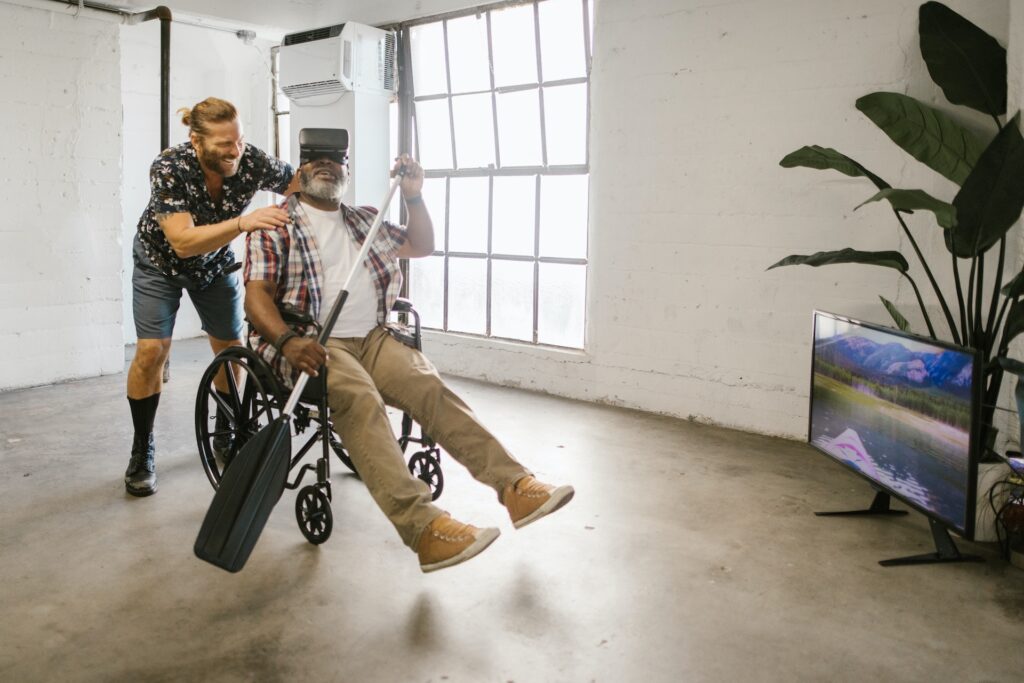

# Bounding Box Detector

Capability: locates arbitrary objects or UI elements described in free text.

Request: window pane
[543,84,587,165]
[415,99,453,170]
[446,15,491,93]
[449,177,489,253]
[451,94,495,169]
[491,260,534,341]
[448,257,487,334]
[401,8,589,349]
[539,0,586,81]
[409,255,445,329]
[496,89,542,167]
[410,23,448,96]
[491,4,538,87]
[539,174,588,258]
[492,176,535,256]
[538,263,585,348]
[388,101,400,221]
[588,0,594,52]
[421,177,447,234]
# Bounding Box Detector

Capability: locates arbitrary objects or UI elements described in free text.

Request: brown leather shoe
[417,514,500,573]
[503,476,574,529]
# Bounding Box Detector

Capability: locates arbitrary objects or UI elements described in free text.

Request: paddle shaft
[281,174,404,416]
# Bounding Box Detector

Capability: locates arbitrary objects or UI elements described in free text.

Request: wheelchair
[194,298,444,546]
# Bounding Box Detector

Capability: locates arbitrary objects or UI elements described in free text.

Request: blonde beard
[196,142,240,178]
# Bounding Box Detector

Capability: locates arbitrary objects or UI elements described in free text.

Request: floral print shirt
[135,142,292,289]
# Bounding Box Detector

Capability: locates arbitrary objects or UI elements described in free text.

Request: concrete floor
[1,339,1022,682]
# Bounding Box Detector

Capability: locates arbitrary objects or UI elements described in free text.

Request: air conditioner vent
[283,24,345,46]
[382,32,396,91]
[281,80,347,99]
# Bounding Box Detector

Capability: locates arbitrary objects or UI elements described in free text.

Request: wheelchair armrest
[388,298,422,351]
[278,302,315,327]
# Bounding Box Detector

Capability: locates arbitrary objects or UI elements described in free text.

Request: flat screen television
[808,311,981,542]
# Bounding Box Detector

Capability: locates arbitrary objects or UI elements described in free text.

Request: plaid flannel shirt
[244,194,407,388]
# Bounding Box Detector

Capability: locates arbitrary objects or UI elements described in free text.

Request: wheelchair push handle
[282,172,405,417]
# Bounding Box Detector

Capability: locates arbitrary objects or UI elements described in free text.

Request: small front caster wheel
[408,449,444,501]
[295,485,333,545]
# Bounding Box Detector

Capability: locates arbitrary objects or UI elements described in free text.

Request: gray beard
[300,173,347,203]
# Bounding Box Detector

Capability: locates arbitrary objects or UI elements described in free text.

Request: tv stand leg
[879,518,985,567]
[815,490,909,517]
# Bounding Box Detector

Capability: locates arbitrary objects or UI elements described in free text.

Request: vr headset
[298,128,349,165]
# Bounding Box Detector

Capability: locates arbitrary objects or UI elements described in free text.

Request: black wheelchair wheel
[408,449,444,501]
[328,430,358,475]
[195,347,281,490]
[295,485,333,545]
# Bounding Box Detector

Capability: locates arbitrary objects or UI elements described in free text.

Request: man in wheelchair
[242,129,574,573]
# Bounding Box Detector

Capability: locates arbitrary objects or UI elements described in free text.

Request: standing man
[125,97,296,497]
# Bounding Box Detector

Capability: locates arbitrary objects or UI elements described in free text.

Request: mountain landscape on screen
[815,335,973,398]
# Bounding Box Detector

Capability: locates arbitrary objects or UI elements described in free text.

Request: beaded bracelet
[274,330,298,351]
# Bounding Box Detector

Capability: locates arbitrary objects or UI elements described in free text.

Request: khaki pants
[325,326,530,549]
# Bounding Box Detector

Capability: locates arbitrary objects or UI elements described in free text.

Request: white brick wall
[119,20,279,344]
[0,3,123,391]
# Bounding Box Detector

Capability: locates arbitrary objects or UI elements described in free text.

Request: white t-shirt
[298,202,380,338]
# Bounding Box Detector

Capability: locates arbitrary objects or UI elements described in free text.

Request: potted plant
[771,1,1024,456]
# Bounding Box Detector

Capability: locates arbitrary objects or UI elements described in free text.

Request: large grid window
[401,0,593,349]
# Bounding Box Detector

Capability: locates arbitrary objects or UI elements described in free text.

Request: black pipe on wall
[158,7,170,151]
[51,2,172,152]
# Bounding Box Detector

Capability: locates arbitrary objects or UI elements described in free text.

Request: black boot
[125,432,157,497]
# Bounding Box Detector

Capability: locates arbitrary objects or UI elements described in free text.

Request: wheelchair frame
[194,298,444,545]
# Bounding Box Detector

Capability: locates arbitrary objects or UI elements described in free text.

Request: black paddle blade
[194,416,292,572]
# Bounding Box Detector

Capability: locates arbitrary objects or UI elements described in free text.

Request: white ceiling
[109,0,485,33]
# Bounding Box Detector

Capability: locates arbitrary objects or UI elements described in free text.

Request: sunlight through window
[404,0,592,349]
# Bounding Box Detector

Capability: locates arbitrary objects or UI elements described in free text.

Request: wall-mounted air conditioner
[280,22,396,101]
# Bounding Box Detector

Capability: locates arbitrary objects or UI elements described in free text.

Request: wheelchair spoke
[240,379,257,423]
[250,397,274,424]
[208,388,236,423]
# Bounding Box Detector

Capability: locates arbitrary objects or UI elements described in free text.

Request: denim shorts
[131,235,243,341]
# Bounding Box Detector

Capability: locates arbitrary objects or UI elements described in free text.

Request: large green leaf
[1002,300,1024,347]
[998,356,1024,377]
[919,1,1007,118]
[950,113,1024,257]
[1001,268,1024,298]
[997,357,1024,451]
[779,146,890,190]
[856,92,984,186]
[854,188,957,228]
[880,296,911,332]
[767,249,909,273]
